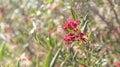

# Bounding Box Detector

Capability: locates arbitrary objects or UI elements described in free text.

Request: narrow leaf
[50,48,61,67]
[16,61,20,67]
[71,8,78,20]
[33,31,39,41]
[80,19,85,28]
[43,36,52,49]
[80,14,88,28]
[81,20,89,32]
[44,50,52,67]
[48,34,53,47]
[84,13,88,21]
[0,41,6,61]
[87,32,93,41]
[72,51,78,61]
[101,35,106,43]
[36,55,40,67]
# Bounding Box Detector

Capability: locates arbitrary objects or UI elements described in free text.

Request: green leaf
[30,9,38,15]
[50,48,61,67]
[101,35,106,43]
[81,20,89,32]
[71,8,78,20]
[0,41,6,61]
[80,19,85,28]
[81,14,89,32]
[33,31,39,42]
[0,50,2,61]
[38,40,46,48]
[72,51,78,67]
[44,50,52,67]
[43,34,54,49]
[33,32,46,48]
[67,28,73,33]
[72,51,78,61]
[36,55,40,67]
[43,36,52,49]
[80,14,88,28]
[77,58,85,65]
[69,46,74,55]
[48,34,54,47]
[16,61,20,67]
[84,13,88,21]
[87,32,93,41]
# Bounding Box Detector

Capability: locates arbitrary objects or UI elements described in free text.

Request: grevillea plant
[63,20,87,44]
[59,2,104,66]
[42,1,104,67]
[59,12,104,67]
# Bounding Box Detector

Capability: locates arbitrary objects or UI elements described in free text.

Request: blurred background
[0,0,120,67]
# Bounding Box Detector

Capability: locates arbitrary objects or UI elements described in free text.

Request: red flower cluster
[63,20,87,44]
[63,20,79,31]
[64,34,75,44]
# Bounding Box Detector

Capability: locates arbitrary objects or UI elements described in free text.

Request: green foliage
[87,32,93,41]
[0,41,6,61]
[80,14,89,32]
[71,8,78,20]
[50,48,61,67]
[36,55,40,67]
[16,61,20,67]
[44,50,52,67]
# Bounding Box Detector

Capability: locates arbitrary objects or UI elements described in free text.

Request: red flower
[64,34,75,44]
[73,28,78,32]
[63,20,87,44]
[78,32,86,37]
[63,20,79,31]
[80,37,86,42]
[73,20,79,27]
[63,26,67,30]
[75,32,87,42]
[64,32,87,44]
